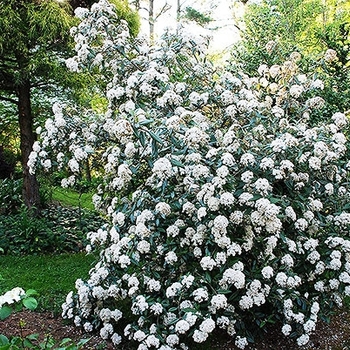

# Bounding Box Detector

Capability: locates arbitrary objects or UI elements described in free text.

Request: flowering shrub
[30,1,350,349]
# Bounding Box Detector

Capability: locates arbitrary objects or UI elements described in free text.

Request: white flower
[192,288,209,302]
[253,178,272,195]
[324,49,338,62]
[239,295,253,310]
[137,240,151,254]
[0,287,25,308]
[304,320,316,333]
[261,266,274,279]
[83,322,93,332]
[175,320,190,334]
[150,303,163,315]
[240,153,255,166]
[197,207,207,220]
[220,192,235,206]
[166,334,179,346]
[309,78,324,90]
[295,218,308,231]
[111,333,122,345]
[297,334,310,346]
[230,211,244,225]
[281,254,294,268]
[165,251,178,265]
[118,254,131,268]
[222,268,245,289]
[134,330,147,342]
[68,158,79,173]
[211,294,228,312]
[153,157,173,178]
[332,112,347,127]
[241,170,254,183]
[329,258,342,270]
[314,281,325,292]
[181,275,194,288]
[145,334,160,348]
[155,202,171,216]
[200,256,217,271]
[281,324,292,336]
[289,84,304,98]
[308,156,322,170]
[285,206,296,221]
[166,282,182,298]
[147,279,161,292]
[235,336,248,349]
[193,330,208,343]
[307,251,321,264]
[199,318,215,333]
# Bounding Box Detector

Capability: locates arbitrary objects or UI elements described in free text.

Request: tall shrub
[31,1,350,349]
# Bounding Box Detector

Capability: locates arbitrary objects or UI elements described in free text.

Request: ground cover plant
[0,177,106,255]
[29,1,350,349]
[0,205,104,255]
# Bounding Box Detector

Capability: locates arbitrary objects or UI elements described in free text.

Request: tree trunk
[18,79,41,213]
[149,0,154,44]
[177,0,181,21]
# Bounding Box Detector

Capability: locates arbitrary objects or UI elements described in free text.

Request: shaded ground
[1,310,350,349]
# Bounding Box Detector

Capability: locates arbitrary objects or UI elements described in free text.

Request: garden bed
[1,309,350,349]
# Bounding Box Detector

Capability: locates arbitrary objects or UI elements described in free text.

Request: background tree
[0,0,73,212]
[230,0,350,119]
[0,0,139,213]
[231,0,324,73]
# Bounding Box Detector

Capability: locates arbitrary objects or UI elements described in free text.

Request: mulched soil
[1,309,350,349]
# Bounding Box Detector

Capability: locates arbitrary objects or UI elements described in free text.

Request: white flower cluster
[0,287,25,308]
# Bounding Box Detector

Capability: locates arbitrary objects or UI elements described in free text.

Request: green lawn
[0,253,96,313]
[51,187,95,211]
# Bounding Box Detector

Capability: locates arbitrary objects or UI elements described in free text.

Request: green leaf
[205,272,211,283]
[25,289,38,297]
[23,337,35,348]
[76,338,90,348]
[138,119,153,126]
[170,158,184,168]
[0,306,12,320]
[25,334,39,341]
[148,130,163,144]
[22,297,38,311]
[216,289,232,294]
[0,335,9,346]
[59,338,73,346]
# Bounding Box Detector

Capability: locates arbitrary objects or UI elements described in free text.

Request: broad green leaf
[77,338,90,348]
[0,335,9,346]
[25,289,38,297]
[22,297,38,311]
[0,306,12,321]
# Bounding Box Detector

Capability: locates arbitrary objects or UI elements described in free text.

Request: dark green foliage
[0,205,106,255]
[0,146,15,179]
[0,178,23,214]
[184,6,212,26]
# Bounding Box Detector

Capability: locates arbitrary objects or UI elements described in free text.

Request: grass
[0,252,96,314]
[51,187,95,211]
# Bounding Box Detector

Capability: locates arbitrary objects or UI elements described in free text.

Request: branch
[0,95,18,105]
[155,3,171,21]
